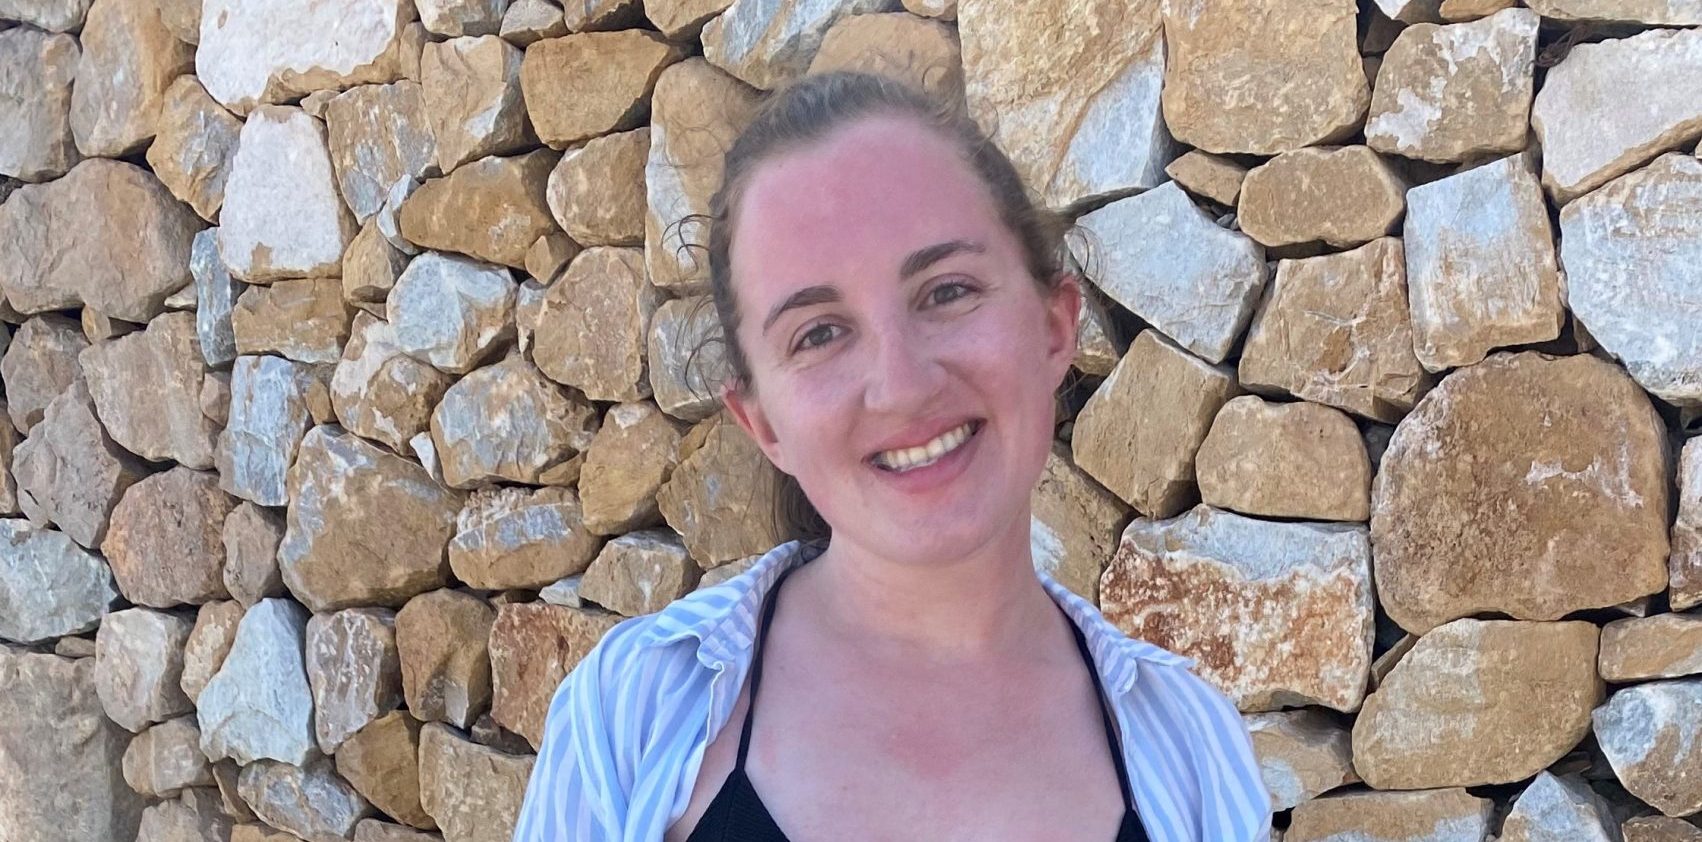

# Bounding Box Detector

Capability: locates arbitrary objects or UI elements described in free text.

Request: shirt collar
[634,539,1193,697]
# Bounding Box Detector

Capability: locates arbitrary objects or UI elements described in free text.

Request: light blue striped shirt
[513,539,1273,841]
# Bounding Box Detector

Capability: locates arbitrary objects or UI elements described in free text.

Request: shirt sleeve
[1174,668,1274,842]
[512,616,646,842]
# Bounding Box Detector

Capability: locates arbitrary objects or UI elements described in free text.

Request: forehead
[729,115,1011,288]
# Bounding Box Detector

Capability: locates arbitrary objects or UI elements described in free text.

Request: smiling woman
[510,71,1271,842]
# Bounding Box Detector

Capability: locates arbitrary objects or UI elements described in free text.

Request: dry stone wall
[0,0,1700,840]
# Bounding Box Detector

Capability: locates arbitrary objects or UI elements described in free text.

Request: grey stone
[306,607,403,754]
[94,607,195,733]
[0,519,119,644]
[197,597,316,765]
[216,355,321,506]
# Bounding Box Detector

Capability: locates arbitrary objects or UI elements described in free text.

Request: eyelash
[792,280,978,354]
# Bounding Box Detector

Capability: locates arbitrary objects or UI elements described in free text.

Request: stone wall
[0,0,1700,840]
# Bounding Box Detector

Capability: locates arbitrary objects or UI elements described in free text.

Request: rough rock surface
[280,425,463,612]
[1370,352,1670,634]
[94,607,195,733]
[1161,0,1369,155]
[1530,27,1702,203]
[808,11,963,105]
[12,379,147,549]
[416,0,506,36]
[1101,505,1374,712]
[82,311,221,469]
[430,354,597,488]
[333,312,457,453]
[1285,788,1493,842]
[1075,182,1266,364]
[0,519,119,643]
[1365,9,1539,163]
[1237,146,1406,249]
[657,415,786,565]
[1559,153,1702,408]
[1600,613,1702,682]
[238,757,374,841]
[421,36,532,174]
[1676,437,1702,612]
[1246,709,1358,811]
[222,502,286,607]
[390,252,517,375]
[523,246,658,401]
[216,355,321,506]
[488,602,620,746]
[578,401,682,535]
[336,711,435,831]
[1501,771,1621,842]
[646,294,729,421]
[196,0,418,113]
[521,31,681,148]
[68,0,196,158]
[1352,618,1602,789]
[1029,446,1129,604]
[0,28,80,182]
[546,128,648,246]
[578,529,696,617]
[399,150,559,268]
[135,790,235,842]
[397,589,494,729]
[192,229,244,368]
[307,607,403,754]
[449,485,602,590]
[1623,817,1702,842]
[147,76,243,221]
[1163,150,1246,206]
[1238,238,1430,423]
[179,600,243,703]
[102,467,237,608]
[959,0,1170,208]
[1,315,88,435]
[0,648,144,842]
[1196,396,1372,521]
[197,598,316,765]
[700,0,894,91]
[419,723,534,842]
[1070,331,1240,517]
[1592,678,1702,817]
[220,106,357,282]
[326,80,438,221]
[122,715,214,798]
[1526,0,1702,23]
[1403,153,1563,372]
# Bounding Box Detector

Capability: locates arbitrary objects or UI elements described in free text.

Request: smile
[870,419,983,473]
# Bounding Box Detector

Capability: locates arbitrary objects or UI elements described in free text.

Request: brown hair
[688,70,1079,544]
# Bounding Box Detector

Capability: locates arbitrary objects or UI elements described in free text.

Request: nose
[861,319,946,416]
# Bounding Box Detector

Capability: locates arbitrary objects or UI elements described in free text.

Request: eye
[927,280,976,307]
[793,323,841,353]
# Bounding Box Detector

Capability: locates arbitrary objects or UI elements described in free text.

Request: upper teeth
[874,422,975,472]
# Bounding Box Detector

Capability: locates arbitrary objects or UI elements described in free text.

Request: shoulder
[1122,657,1272,841]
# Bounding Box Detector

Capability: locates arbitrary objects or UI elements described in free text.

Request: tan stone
[122,716,214,798]
[418,723,534,842]
[136,788,235,842]
[449,485,602,589]
[221,502,285,607]
[68,0,195,157]
[280,426,464,612]
[196,0,417,114]
[488,602,620,747]
[0,648,145,842]
[389,251,518,374]
[546,128,648,246]
[808,12,963,105]
[337,711,436,831]
[326,80,438,221]
[1531,27,1702,203]
[1246,709,1358,811]
[1625,816,1702,842]
[232,278,355,365]
[430,354,597,488]
[522,31,681,149]
[902,0,953,16]
[644,59,760,293]
[559,0,642,29]
[0,28,80,182]
[81,313,220,470]
[523,233,579,284]
[960,0,1169,208]
[332,311,456,454]
[421,36,533,174]
[1102,505,1374,712]
[1196,396,1372,522]
[1072,285,1123,378]
[397,589,494,729]
[1238,238,1430,424]
[647,294,729,421]
[1029,446,1128,605]
[578,402,683,535]
[147,76,242,221]
[180,600,242,705]
[12,379,147,550]
[0,159,202,320]
[1286,788,1493,842]
[238,757,373,841]
[1239,146,1405,249]
[1593,678,1702,817]
[500,0,567,44]
[1164,150,1247,206]
[1527,0,1702,23]
[345,218,411,304]
[579,529,697,617]
[1070,331,1239,517]
[219,106,358,282]
[658,414,787,566]
[1560,154,1702,408]
[95,607,195,733]
[103,469,236,610]
[702,0,893,91]
[522,247,659,401]
[0,315,86,434]
[644,0,733,39]
[1353,618,1602,788]
[307,608,403,754]
[1366,9,1539,163]
[1676,437,1702,611]
[1600,613,1702,683]
[399,149,559,268]
[1371,352,1670,634]
[1404,153,1562,371]
[355,819,445,841]
[1161,0,1369,155]
[231,825,301,842]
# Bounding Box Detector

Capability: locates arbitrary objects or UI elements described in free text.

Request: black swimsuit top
[685,561,1153,842]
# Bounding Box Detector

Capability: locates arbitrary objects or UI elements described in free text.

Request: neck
[784,512,1065,666]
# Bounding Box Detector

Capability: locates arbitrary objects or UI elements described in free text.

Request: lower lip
[868,423,982,493]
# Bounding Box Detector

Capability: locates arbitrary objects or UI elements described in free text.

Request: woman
[513,71,1271,842]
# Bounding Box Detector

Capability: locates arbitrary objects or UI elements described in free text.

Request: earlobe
[720,382,790,474]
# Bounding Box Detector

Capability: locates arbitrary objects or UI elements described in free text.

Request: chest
[663,655,1135,842]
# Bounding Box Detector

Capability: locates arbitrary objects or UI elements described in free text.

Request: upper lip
[865,417,982,459]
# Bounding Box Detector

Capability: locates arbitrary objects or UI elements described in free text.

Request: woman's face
[721,114,1081,567]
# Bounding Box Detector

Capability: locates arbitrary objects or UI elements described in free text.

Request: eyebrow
[760,239,986,335]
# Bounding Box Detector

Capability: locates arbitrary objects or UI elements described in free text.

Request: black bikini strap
[1059,603,1137,812]
[735,561,799,770]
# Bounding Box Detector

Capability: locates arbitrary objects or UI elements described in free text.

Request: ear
[720,380,791,475]
[1043,271,1083,381]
